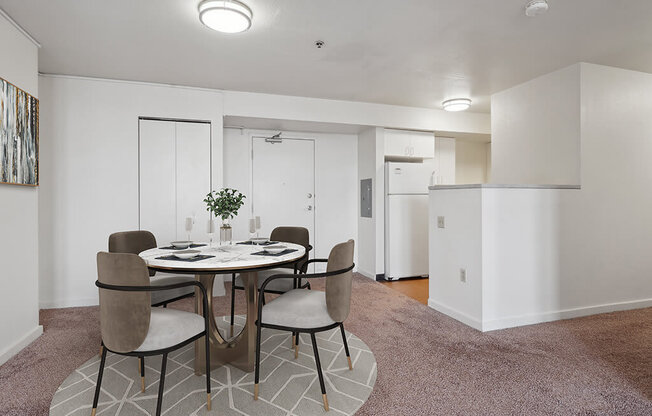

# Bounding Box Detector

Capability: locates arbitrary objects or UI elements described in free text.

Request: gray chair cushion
[150,274,195,305]
[135,307,204,352]
[234,269,303,292]
[261,289,335,329]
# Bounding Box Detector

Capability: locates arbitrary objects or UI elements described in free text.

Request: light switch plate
[437,216,445,228]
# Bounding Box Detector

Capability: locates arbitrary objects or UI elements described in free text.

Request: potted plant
[204,188,246,245]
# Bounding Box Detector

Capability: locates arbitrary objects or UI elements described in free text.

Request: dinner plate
[172,249,201,259]
[250,237,269,244]
[170,240,192,249]
[264,245,287,254]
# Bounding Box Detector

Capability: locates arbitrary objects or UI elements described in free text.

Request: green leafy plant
[204,188,246,221]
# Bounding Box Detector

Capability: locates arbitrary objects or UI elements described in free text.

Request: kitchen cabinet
[384,129,435,158]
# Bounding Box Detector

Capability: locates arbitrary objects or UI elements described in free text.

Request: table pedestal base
[194,271,259,374]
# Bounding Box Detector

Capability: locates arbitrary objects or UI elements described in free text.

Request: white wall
[356,128,378,278]
[37,74,490,306]
[223,127,358,265]
[428,188,483,329]
[223,91,490,135]
[0,15,41,365]
[38,75,223,307]
[430,63,652,332]
[491,64,581,185]
[455,140,488,184]
[0,15,42,365]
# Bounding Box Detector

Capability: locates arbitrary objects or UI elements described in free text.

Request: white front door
[251,137,315,249]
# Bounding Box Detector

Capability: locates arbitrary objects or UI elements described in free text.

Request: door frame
[249,134,317,251]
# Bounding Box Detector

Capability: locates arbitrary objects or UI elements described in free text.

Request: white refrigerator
[384,161,434,280]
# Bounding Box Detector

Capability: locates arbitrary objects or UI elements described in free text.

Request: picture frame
[0,76,39,186]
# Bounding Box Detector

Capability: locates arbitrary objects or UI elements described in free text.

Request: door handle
[307,193,313,199]
[307,205,313,211]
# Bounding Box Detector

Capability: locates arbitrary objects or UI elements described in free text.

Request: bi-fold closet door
[139,119,211,245]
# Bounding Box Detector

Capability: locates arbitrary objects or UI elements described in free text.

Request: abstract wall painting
[1,77,39,186]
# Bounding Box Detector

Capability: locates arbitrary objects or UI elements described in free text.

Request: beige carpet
[0,274,651,415]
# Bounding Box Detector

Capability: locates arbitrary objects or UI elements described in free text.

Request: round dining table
[139,242,306,373]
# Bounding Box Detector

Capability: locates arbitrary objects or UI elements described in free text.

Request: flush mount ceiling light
[198,0,253,33]
[442,98,472,112]
[525,0,549,17]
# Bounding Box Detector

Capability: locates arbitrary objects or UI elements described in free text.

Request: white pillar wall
[0,14,41,365]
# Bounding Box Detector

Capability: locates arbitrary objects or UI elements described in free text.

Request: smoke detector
[525,0,549,17]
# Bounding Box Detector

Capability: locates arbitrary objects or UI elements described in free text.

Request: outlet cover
[460,268,466,283]
[437,216,445,228]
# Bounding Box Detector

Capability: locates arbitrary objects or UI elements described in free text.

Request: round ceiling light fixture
[525,0,549,17]
[198,0,253,33]
[442,98,472,112]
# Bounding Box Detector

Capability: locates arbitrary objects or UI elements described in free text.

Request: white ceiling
[2,0,652,113]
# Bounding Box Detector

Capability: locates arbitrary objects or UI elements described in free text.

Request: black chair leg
[205,334,212,411]
[310,333,329,411]
[230,273,236,337]
[254,319,263,400]
[91,345,108,416]
[340,324,352,370]
[155,353,168,416]
[139,356,145,392]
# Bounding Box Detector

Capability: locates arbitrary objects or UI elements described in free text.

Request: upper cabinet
[384,129,435,159]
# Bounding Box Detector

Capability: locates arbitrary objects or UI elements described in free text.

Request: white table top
[139,242,306,273]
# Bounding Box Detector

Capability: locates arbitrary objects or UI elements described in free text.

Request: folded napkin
[155,254,214,262]
[251,249,298,257]
[237,241,277,246]
[158,243,207,250]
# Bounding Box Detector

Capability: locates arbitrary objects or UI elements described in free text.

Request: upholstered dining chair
[109,231,195,307]
[230,226,313,341]
[93,252,212,416]
[253,239,355,411]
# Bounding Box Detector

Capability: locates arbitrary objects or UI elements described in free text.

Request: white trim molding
[0,7,41,48]
[481,298,652,332]
[428,299,483,331]
[0,325,43,366]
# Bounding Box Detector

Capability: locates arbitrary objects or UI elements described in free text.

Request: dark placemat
[251,249,298,257]
[158,243,207,250]
[155,254,214,262]
[237,240,277,246]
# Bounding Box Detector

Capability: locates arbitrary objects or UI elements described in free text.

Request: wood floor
[379,278,429,305]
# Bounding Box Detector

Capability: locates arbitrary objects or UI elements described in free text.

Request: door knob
[307,205,313,211]
[307,193,313,199]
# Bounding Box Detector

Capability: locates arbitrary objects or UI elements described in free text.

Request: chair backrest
[325,239,355,323]
[270,226,310,270]
[109,230,157,276]
[96,251,151,353]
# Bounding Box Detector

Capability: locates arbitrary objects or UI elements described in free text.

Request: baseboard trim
[357,269,375,280]
[482,298,652,332]
[0,325,43,366]
[40,297,98,309]
[427,299,482,331]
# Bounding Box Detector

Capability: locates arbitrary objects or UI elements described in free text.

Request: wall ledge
[429,184,581,190]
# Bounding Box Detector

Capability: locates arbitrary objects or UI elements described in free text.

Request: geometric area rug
[49,316,377,415]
